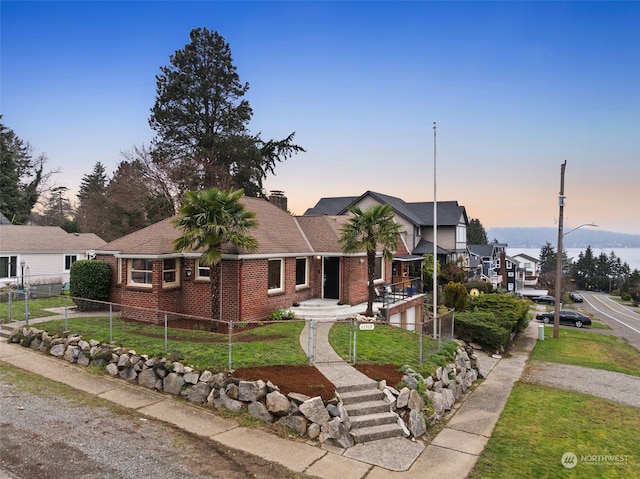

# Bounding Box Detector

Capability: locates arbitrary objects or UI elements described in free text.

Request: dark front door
[323,257,340,299]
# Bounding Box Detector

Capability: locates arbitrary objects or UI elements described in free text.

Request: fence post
[110,305,114,343]
[164,314,168,354]
[418,319,423,365]
[64,295,68,332]
[308,320,315,365]
[228,320,234,370]
[352,318,357,365]
[24,290,29,325]
[7,290,12,321]
[451,309,455,339]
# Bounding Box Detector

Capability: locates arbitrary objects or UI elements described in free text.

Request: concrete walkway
[0,308,539,479]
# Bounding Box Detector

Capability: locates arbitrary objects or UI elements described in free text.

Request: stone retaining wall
[8,326,481,447]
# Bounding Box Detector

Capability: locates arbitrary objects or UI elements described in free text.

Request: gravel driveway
[522,360,640,409]
[0,366,311,479]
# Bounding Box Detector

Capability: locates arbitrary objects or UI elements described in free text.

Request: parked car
[533,295,556,305]
[569,291,584,302]
[536,310,592,328]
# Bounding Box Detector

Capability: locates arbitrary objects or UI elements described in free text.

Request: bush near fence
[454,293,530,352]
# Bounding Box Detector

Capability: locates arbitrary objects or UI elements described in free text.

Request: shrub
[455,311,510,352]
[621,292,632,301]
[69,260,111,311]
[443,281,469,312]
[269,308,295,321]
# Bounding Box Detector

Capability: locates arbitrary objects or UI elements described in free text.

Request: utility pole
[553,160,567,338]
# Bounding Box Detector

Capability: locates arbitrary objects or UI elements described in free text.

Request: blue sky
[2,1,639,234]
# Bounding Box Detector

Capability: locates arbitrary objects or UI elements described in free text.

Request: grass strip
[470,382,640,478]
[532,327,640,377]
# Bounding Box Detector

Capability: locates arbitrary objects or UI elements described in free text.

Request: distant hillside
[487,227,640,248]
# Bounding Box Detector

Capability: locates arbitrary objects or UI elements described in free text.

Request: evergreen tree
[76,162,109,237]
[149,28,304,202]
[467,218,488,245]
[0,119,45,224]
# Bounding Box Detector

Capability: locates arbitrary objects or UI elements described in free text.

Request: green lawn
[470,383,640,478]
[532,326,640,376]
[0,295,69,322]
[34,316,309,370]
[471,325,640,478]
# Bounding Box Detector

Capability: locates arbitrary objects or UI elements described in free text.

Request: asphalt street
[579,291,640,351]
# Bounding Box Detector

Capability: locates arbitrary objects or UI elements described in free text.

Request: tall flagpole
[433,122,438,337]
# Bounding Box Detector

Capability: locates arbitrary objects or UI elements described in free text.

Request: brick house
[95,196,394,323]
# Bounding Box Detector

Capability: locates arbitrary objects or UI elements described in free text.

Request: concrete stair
[337,382,404,444]
[0,323,19,341]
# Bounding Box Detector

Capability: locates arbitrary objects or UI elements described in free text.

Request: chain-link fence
[2,292,457,371]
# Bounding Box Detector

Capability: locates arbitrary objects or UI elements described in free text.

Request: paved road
[579,291,640,351]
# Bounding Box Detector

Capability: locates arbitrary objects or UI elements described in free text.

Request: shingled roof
[304,191,467,227]
[0,225,106,252]
[97,197,316,257]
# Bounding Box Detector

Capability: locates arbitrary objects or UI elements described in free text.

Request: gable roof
[0,225,106,253]
[295,214,350,253]
[304,191,468,227]
[512,253,539,263]
[97,197,316,257]
[468,244,497,258]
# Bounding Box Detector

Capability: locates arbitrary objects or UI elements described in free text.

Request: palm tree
[173,187,258,322]
[339,204,403,316]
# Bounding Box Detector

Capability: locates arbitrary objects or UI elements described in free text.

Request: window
[374,256,384,282]
[64,255,77,271]
[0,256,17,278]
[456,225,467,243]
[129,259,153,286]
[268,259,284,293]
[196,259,210,280]
[163,258,179,287]
[295,257,308,289]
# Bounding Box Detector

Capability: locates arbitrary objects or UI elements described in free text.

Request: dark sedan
[536,310,592,328]
[569,291,584,302]
[533,295,556,305]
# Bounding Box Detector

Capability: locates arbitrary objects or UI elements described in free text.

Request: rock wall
[9,326,481,447]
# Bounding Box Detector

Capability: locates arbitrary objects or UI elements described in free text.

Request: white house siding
[11,252,88,286]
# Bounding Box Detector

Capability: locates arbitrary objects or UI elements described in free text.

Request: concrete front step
[349,411,399,429]
[338,387,385,405]
[343,399,390,416]
[0,324,18,340]
[350,423,404,444]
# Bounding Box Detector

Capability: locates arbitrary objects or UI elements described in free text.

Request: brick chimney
[268,190,288,212]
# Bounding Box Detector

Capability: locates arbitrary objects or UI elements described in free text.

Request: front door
[323,257,340,299]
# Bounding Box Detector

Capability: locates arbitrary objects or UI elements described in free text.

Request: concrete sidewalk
[0,317,539,479]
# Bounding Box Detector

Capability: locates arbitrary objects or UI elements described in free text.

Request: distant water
[507,247,640,272]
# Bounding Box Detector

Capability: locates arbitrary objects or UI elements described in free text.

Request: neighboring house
[305,191,469,282]
[499,252,520,293]
[511,253,540,288]
[467,244,502,288]
[95,196,423,324]
[0,225,106,288]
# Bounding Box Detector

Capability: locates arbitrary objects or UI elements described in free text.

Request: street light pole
[553,161,567,339]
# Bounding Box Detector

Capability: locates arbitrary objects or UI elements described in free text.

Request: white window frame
[295,257,309,290]
[162,258,180,288]
[64,254,77,272]
[0,255,18,279]
[456,225,467,243]
[195,259,210,281]
[268,258,284,294]
[128,259,153,287]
